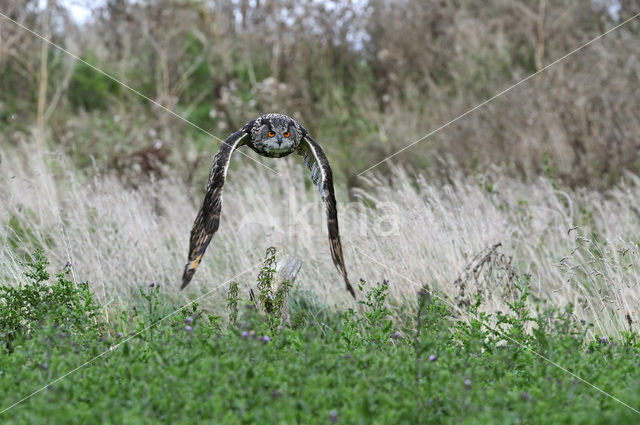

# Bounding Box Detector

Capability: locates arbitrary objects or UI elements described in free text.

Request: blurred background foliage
[0,0,639,188]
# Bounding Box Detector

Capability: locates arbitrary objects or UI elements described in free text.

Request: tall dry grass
[2,140,640,338]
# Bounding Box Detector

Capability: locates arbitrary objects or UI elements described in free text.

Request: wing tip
[345,278,356,299]
[180,253,205,290]
[181,264,195,290]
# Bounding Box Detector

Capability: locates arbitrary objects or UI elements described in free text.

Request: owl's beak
[277,135,283,144]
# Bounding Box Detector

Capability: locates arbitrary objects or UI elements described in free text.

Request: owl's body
[181,113,356,298]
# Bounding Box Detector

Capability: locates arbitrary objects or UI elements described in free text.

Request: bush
[0,250,102,351]
[67,58,120,111]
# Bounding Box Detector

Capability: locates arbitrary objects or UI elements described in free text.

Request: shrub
[0,250,102,350]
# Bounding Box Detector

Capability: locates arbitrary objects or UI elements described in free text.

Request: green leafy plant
[340,279,394,349]
[256,246,278,314]
[0,250,102,350]
[227,247,294,329]
[227,281,240,325]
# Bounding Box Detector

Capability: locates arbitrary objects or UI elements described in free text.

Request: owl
[181,113,356,298]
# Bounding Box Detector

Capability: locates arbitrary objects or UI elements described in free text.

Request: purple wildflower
[185,317,193,324]
[429,354,437,362]
[392,331,401,339]
[262,335,271,344]
[149,282,155,287]
[464,379,471,387]
[241,331,249,339]
[117,332,123,339]
[600,336,608,343]
[185,325,192,332]
[329,410,338,423]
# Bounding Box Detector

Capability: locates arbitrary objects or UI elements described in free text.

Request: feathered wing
[297,135,356,298]
[181,131,249,290]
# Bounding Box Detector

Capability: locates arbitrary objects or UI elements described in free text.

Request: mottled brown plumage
[181,113,355,298]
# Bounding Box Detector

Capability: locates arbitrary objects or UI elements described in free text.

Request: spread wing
[297,135,356,298]
[181,130,249,289]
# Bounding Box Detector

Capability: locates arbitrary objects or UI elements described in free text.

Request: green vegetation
[2,250,639,424]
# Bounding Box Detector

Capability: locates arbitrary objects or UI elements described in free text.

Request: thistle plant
[227,282,240,325]
[257,247,277,314]
[226,247,295,327]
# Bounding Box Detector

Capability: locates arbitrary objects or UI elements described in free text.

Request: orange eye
[267,131,275,137]
[283,131,290,138]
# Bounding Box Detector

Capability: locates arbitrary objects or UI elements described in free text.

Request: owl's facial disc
[262,123,297,155]
[249,113,303,158]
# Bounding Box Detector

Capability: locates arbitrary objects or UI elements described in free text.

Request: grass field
[2,248,640,424]
[2,143,640,423]
[2,3,640,422]
[3,143,640,335]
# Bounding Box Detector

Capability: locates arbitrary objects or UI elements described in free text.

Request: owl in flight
[181,113,356,298]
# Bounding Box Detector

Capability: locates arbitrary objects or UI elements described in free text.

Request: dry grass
[2,139,640,338]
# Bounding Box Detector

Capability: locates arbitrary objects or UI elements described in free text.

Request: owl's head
[248,113,304,158]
